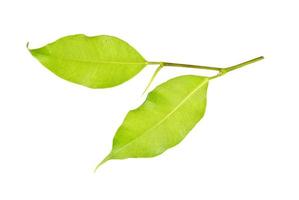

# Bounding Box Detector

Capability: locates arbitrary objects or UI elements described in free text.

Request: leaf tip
[26,42,35,54]
[26,42,31,51]
[94,154,111,173]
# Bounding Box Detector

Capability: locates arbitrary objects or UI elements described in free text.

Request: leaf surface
[29,34,147,88]
[98,75,209,167]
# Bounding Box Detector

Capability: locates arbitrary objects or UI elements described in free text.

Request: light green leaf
[28,34,147,88]
[97,75,209,169]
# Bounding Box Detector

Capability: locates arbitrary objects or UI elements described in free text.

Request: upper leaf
[28,34,147,88]
[98,75,209,168]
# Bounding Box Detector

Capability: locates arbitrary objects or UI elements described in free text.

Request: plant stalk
[215,56,264,79]
[148,56,264,79]
[148,61,222,71]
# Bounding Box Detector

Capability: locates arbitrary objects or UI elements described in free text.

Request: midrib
[39,52,147,65]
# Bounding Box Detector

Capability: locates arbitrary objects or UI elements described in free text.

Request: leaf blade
[29,34,147,88]
[99,75,209,167]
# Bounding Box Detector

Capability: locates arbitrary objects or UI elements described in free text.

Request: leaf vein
[42,54,147,66]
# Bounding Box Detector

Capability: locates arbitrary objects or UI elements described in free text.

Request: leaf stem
[209,56,264,79]
[143,63,164,94]
[148,61,222,71]
[148,56,264,79]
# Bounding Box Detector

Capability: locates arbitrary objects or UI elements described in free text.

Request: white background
[0,0,298,199]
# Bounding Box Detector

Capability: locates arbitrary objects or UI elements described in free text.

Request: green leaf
[97,75,209,169]
[28,34,147,88]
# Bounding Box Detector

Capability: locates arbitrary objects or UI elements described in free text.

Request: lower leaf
[96,75,209,169]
